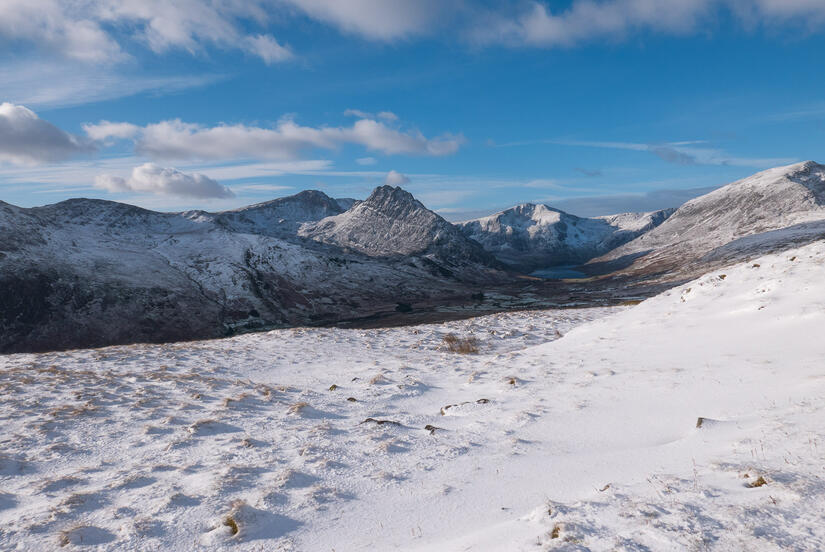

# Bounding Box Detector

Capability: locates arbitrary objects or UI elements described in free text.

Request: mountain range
[2,161,824,352]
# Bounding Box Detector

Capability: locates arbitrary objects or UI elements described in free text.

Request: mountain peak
[365,185,418,205]
[301,186,497,268]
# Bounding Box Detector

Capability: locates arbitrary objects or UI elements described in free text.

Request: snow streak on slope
[458,203,672,272]
[2,240,825,550]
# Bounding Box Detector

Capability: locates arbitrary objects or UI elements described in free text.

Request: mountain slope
[212,190,346,237]
[590,161,825,277]
[0,188,506,353]
[458,203,673,272]
[301,185,501,275]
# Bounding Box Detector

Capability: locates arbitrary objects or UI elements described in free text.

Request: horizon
[3,159,817,221]
[1,2,824,217]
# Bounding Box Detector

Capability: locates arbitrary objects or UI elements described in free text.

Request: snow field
[1,240,824,550]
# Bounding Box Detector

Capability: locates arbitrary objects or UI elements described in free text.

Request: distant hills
[2,161,824,352]
[458,203,673,272]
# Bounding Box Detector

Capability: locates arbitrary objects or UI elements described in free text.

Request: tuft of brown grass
[749,475,768,488]
[550,524,561,539]
[288,402,308,414]
[223,516,239,536]
[442,333,479,354]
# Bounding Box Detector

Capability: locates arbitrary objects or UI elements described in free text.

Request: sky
[0,0,824,219]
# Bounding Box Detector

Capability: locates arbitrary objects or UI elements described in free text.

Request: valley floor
[1,242,824,551]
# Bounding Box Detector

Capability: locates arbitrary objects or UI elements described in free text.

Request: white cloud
[383,170,410,187]
[83,121,140,141]
[469,0,713,47]
[281,0,455,40]
[0,0,292,65]
[4,0,825,71]
[469,0,825,47]
[84,115,465,161]
[242,34,293,64]
[0,60,226,109]
[344,109,398,121]
[0,102,91,165]
[356,157,378,165]
[94,163,234,198]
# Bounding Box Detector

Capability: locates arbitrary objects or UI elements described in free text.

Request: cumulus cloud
[383,170,410,187]
[94,163,234,198]
[0,102,91,165]
[356,156,378,165]
[84,115,464,161]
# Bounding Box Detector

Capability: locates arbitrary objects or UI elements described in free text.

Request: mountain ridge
[458,202,674,272]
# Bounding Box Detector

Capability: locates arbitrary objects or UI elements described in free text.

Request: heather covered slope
[1,241,823,550]
[458,203,673,272]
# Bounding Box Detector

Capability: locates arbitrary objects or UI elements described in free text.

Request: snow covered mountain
[458,203,673,272]
[0,188,506,353]
[213,190,347,236]
[301,185,499,269]
[590,161,825,277]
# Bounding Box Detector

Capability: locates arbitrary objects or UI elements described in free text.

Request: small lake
[530,265,589,280]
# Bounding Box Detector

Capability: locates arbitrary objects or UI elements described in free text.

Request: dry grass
[550,523,561,539]
[223,515,239,536]
[442,333,479,354]
[288,402,308,414]
[749,475,768,488]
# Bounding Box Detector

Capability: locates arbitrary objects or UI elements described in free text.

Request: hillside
[0,188,506,353]
[590,161,825,277]
[1,240,823,550]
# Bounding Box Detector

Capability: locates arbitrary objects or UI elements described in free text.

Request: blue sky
[0,0,823,218]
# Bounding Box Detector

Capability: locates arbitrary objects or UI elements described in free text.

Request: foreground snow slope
[1,241,824,550]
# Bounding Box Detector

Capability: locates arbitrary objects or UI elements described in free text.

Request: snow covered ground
[1,241,824,551]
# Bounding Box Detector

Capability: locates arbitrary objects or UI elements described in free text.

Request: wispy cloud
[0,61,225,109]
[575,167,603,177]
[468,0,825,48]
[508,138,796,168]
[0,0,292,65]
